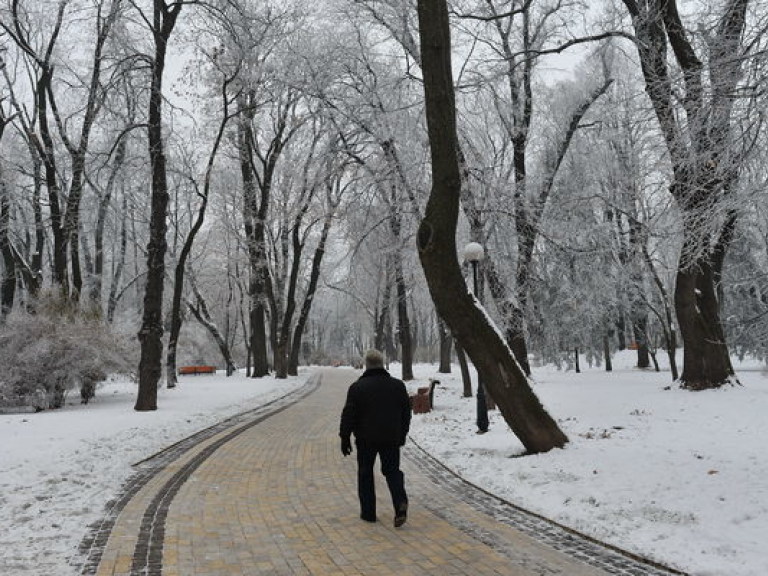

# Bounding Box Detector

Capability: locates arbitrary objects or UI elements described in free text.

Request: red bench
[178,365,217,375]
[410,379,440,414]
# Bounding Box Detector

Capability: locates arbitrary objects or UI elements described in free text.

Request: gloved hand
[341,437,352,456]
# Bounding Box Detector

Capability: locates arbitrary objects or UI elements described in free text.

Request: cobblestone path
[85,369,681,576]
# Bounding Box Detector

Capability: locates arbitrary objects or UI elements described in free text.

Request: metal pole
[472,261,489,434]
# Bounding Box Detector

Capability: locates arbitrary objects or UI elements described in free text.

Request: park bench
[178,365,217,376]
[410,379,439,414]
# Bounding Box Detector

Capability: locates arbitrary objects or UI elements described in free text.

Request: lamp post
[463,242,489,434]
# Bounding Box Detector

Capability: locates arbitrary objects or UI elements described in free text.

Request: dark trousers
[356,442,408,520]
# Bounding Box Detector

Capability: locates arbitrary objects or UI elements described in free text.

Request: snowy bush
[0,295,136,410]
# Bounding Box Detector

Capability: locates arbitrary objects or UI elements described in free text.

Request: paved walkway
[82,369,681,576]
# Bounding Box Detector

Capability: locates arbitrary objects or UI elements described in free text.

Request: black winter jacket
[339,368,411,447]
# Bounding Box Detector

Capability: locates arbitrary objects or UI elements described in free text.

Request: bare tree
[49,0,123,302]
[135,0,182,411]
[619,0,754,389]
[455,1,614,375]
[0,1,69,294]
[165,69,237,387]
[186,274,237,375]
[287,173,345,375]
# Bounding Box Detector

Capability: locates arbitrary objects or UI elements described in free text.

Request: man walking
[339,349,411,527]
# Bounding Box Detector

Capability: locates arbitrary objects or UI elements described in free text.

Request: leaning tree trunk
[187,304,237,376]
[455,339,472,398]
[187,284,237,376]
[136,1,181,411]
[416,0,567,454]
[632,314,650,369]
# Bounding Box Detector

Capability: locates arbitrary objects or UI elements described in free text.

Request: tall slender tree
[135,0,182,411]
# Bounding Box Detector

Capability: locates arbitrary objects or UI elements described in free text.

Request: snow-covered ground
[408,352,768,576]
[1,353,765,576]
[0,371,306,575]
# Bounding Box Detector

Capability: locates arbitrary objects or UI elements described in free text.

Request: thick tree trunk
[395,256,414,380]
[603,335,612,372]
[237,99,270,378]
[136,1,181,411]
[574,348,580,373]
[274,341,289,379]
[632,311,650,368]
[437,316,452,373]
[0,111,14,311]
[615,314,627,350]
[30,160,44,297]
[0,172,15,318]
[374,267,392,353]
[250,297,270,377]
[416,0,567,454]
[675,257,734,389]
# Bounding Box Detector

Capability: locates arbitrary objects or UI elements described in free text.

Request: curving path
[83,368,680,576]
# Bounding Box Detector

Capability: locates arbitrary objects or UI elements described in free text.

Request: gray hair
[364,349,384,369]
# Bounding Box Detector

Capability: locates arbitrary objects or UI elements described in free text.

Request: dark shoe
[394,503,408,528]
[360,514,377,523]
